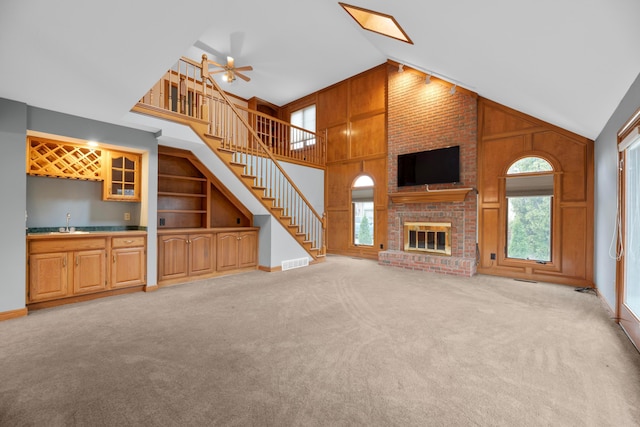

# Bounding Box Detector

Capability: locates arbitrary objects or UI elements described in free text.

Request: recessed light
[340,3,413,44]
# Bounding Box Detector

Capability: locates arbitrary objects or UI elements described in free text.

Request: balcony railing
[137,56,326,257]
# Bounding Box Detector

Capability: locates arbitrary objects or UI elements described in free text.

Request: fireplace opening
[404,222,451,256]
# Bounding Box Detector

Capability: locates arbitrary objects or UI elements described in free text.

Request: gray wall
[594,72,640,312]
[27,176,141,228]
[0,100,159,315]
[0,99,28,313]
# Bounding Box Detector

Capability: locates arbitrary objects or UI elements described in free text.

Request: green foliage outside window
[507,196,551,261]
[358,215,373,245]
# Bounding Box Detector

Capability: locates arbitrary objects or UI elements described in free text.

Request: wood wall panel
[286,64,388,259]
[533,131,588,202]
[482,104,539,137]
[318,82,348,129]
[480,136,526,203]
[477,98,594,287]
[326,210,350,251]
[350,113,386,158]
[480,208,500,268]
[349,66,386,117]
[560,207,587,279]
[326,124,348,163]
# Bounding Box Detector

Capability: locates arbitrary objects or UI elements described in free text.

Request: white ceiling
[1,0,639,140]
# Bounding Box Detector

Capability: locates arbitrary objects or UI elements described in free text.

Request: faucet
[65,212,71,232]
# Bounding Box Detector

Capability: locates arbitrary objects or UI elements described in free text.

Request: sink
[48,231,90,235]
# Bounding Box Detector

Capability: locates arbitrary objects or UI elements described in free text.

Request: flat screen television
[397,146,460,187]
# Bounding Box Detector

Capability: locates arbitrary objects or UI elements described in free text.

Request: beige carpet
[1,255,639,426]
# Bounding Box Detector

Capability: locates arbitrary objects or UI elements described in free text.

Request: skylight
[339,3,413,44]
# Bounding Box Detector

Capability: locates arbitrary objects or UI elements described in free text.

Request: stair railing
[200,58,325,254]
[139,56,325,255]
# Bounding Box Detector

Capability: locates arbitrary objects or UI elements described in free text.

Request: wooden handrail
[200,55,325,223]
[136,56,326,255]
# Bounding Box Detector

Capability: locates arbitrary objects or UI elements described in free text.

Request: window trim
[498,154,561,271]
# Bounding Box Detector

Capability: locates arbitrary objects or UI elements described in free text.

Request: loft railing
[138,57,326,167]
[137,56,326,256]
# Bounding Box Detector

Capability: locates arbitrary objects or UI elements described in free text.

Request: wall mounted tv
[397,145,460,187]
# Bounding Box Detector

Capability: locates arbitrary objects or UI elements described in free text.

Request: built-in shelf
[157,191,207,198]
[388,188,473,203]
[158,173,207,182]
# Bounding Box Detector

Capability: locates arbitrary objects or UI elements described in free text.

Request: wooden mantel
[388,188,474,203]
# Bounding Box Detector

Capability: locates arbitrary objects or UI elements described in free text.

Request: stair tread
[217,146,235,153]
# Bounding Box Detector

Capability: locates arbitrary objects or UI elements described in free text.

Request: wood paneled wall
[315,64,388,259]
[477,98,594,286]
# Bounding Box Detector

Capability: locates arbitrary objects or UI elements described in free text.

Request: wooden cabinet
[27,233,147,305]
[73,249,108,295]
[217,230,258,272]
[28,252,69,302]
[28,238,108,303]
[158,232,215,283]
[158,228,258,285]
[103,151,141,202]
[111,236,146,288]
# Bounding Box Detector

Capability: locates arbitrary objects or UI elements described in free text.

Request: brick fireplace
[379,64,478,277]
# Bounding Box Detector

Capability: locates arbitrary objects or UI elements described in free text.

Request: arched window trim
[507,156,554,175]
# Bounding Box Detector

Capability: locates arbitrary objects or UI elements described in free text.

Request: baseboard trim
[259,265,282,272]
[0,307,28,322]
[144,283,159,292]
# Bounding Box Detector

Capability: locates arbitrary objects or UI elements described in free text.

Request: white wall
[594,72,640,312]
[0,99,27,313]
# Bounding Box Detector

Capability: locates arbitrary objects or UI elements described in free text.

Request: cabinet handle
[63,257,66,268]
[124,240,134,244]
[113,254,116,263]
[75,255,79,266]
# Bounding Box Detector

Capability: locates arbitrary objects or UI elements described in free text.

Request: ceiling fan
[207,56,253,83]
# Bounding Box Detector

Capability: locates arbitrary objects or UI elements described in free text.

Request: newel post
[200,54,211,132]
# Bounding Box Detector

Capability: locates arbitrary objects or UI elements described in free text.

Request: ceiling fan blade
[207,60,225,69]
[235,71,251,82]
[234,65,253,72]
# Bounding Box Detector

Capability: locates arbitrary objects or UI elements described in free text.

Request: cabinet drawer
[112,236,145,248]
[30,238,106,254]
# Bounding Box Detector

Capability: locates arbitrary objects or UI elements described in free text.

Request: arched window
[352,175,374,246]
[505,157,554,262]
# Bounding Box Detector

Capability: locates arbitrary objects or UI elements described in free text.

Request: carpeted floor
[1,255,639,426]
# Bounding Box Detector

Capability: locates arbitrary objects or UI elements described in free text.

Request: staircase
[133,56,326,260]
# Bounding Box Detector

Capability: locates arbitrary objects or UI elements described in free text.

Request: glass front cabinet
[103,151,141,202]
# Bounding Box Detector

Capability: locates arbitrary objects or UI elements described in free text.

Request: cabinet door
[238,231,258,268]
[189,233,215,276]
[216,232,240,271]
[112,247,146,288]
[73,249,107,295]
[103,151,141,201]
[29,252,68,302]
[159,234,189,281]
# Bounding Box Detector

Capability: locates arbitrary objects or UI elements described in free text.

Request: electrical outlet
[490,253,496,260]
[159,218,165,226]
[124,212,131,221]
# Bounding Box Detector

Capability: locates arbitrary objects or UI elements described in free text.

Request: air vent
[281,257,309,271]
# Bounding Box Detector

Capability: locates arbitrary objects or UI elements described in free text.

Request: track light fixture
[398,64,404,73]
[425,73,432,84]
[450,84,457,95]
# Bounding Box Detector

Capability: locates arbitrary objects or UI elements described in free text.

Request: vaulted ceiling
[1,0,639,140]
